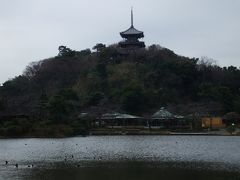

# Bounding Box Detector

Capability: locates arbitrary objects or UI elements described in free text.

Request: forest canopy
[1,44,240,129]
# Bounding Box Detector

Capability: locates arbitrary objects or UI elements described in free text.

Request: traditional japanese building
[151,107,189,130]
[119,9,145,49]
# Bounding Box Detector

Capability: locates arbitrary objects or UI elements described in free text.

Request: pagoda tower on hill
[119,9,145,49]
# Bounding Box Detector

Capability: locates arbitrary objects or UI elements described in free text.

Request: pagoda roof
[120,26,144,38]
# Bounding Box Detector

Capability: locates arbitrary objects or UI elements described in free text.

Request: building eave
[120,26,144,38]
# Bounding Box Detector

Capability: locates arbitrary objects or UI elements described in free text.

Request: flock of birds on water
[2,142,103,169]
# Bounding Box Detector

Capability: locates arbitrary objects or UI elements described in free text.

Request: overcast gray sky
[1,0,240,84]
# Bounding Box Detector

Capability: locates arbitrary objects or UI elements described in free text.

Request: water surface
[0,136,240,180]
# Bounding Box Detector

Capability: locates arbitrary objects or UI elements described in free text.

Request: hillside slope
[0,44,240,136]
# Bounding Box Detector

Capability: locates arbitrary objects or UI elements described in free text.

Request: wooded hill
[0,44,240,136]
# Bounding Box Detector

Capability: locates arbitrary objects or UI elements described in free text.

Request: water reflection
[21,161,240,180]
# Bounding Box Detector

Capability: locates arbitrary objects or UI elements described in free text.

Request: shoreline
[0,131,238,139]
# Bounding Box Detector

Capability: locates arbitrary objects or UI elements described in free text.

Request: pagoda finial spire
[131,7,134,27]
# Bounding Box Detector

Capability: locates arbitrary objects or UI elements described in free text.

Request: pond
[0,136,240,180]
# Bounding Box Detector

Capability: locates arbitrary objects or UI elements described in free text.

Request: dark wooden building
[150,107,190,130]
[99,113,147,128]
[119,9,145,49]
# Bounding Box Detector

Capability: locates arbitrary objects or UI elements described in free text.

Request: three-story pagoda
[119,9,145,49]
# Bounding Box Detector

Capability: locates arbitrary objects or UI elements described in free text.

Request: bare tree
[23,61,42,80]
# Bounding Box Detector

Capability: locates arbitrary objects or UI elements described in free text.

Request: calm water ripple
[0,136,240,180]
